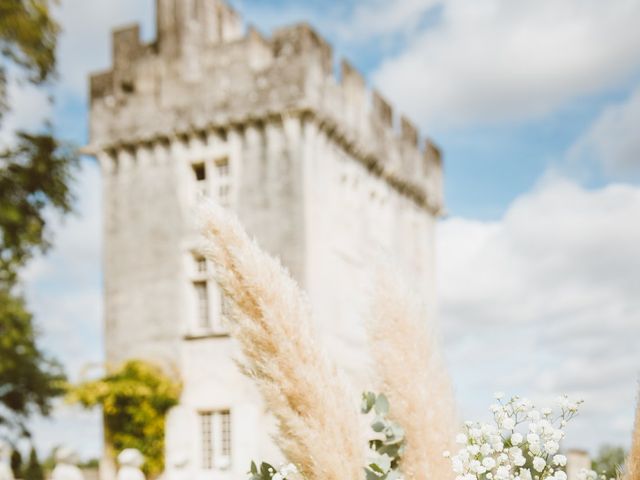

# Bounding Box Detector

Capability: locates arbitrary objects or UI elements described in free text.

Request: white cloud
[567,84,640,180]
[438,176,640,452]
[337,0,440,41]
[373,0,640,127]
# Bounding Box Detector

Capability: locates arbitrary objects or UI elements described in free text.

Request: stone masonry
[86,1,444,479]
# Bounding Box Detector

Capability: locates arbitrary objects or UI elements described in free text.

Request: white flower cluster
[446,393,585,480]
[272,464,298,480]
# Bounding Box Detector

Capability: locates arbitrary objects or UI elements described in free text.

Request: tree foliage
[591,445,626,480]
[0,0,59,122]
[68,361,182,477]
[0,0,77,440]
[0,290,66,435]
[23,446,45,480]
[0,131,77,285]
[10,449,23,478]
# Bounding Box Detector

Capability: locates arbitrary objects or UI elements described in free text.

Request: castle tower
[86,1,443,478]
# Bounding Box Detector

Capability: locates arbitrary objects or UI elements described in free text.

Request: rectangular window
[220,410,231,458]
[200,412,213,470]
[192,163,207,198]
[196,257,207,275]
[200,410,232,470]
[194,281,209,328]
[215,158,231,206]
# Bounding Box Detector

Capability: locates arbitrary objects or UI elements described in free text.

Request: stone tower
[86,0,443,478]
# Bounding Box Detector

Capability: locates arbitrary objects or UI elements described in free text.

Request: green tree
[10,449,23,478]
[23,447,44,480]
[591,445,626,479]
[68,361,182,477]
[0,0,77,439]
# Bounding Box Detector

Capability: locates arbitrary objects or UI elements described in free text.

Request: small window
[200,411,214,470]
[216,158,230,177]
[215,158,231,206]
[196,257,207,275]
[193,163,206,181]
[200,410,232,470]
[220,410,231,458]
[194,281,209,329]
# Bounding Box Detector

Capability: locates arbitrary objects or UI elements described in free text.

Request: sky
[4,0,640,461]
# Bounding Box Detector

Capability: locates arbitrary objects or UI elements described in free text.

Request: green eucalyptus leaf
[365,467,384,480]
[375,394,390,415]
[362,391,377,413]
[371,418,386,432]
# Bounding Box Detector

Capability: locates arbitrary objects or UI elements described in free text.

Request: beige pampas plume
[198,203,365,480]
[624,391,640,480]
[367,271,457,480]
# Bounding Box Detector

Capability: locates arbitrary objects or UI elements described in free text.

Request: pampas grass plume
[367,271,457,480]
[198,203,365,480]
[625,392,640,480]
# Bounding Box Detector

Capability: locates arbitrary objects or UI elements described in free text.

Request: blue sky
[6,0,640,461]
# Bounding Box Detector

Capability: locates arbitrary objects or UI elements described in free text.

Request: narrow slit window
[215,158,231,206]
[200,412,214,470]
[194,281,209,328]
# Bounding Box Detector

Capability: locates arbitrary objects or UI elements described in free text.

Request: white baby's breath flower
[496,466,510,480]
[494,392,505,400]
[553,455,567,467]
[443,451,451,458]
[456,433,468,444]
[469,460,482,472]
[532,457,546,473]
[502,417,516,430]
[482,457,496,469]
[527,433,540,444]
[529,442,542,456]
[544,440,559,455]
[481,444,493,456]
[511,433,523,445]
[520,468,532,480]
[468,445,480,455]
[514,455,526,467]
[554,471,567,480]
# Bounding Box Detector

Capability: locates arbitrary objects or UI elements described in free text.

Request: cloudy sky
[7,0,640,460]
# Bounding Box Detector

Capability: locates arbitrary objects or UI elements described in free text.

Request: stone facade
[86,1,444,479]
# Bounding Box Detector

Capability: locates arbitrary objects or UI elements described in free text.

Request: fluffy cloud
[336,0,441,41]
[438,176,640,451]
[373,0,640,127]
[567,85,640,180]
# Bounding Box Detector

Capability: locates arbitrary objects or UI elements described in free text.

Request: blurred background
[1,0,639,478]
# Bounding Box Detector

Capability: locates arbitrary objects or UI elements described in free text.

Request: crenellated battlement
[88,0,443,214]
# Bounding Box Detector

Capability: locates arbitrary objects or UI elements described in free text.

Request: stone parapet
[87,0,443,214]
